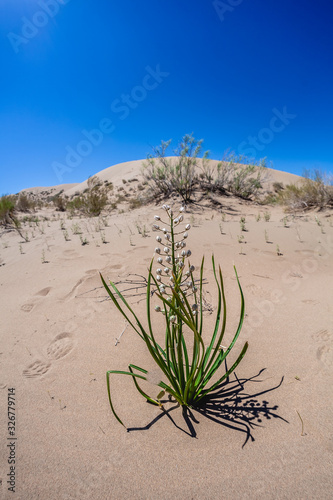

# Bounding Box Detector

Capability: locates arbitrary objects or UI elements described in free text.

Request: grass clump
[278,170,333,211]
[101,204,248,428]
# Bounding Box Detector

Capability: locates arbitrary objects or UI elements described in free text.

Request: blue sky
[1,0,333,194]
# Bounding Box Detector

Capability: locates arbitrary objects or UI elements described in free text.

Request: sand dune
[1,159,332,499]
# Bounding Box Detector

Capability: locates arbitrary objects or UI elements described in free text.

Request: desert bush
[278,170,333,210]
[67,176,109,216]
[101,204,247,428]
[53,195,67,212]
[213,154,268,199]
[0,195,16,225]
[16,193,34,212]
[143,134,208,203]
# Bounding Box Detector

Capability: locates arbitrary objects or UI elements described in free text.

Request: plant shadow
[127,369,287,447]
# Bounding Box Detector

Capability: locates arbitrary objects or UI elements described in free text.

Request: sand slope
[1,160,333,499]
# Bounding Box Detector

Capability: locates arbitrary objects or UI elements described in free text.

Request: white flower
[156,236,162,242]
[185,224,191,230]
[179,206,185,212]
[166,256,172,263]
[155,247,161,254]
[154,215,161,221]
[156,268,162,275]
[183,232,188,239]
[164,247,169,254]
[157,257,163,264]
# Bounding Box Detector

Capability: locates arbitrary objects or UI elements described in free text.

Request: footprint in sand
[21,287,53,312]
[23,360,51,378]
[312,329,333,368]
[46,333,75,360]
[21,303,35,312]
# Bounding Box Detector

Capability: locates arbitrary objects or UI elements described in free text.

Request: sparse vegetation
[143,135,268,203]
[277,170,333,211]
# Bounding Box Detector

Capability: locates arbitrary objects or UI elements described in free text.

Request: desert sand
[0,159,332,499]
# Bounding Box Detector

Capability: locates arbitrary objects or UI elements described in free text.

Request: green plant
[240,217,246,232]
[80,236,89,245]
[142,134,208,203]
[256,213,261,222]
[264,230,269,243]
[101,204,247,428]
[264,211,271,222]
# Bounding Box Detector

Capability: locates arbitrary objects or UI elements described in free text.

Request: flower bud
[164,267,170,274]
[185,224,191,230]
[156,275,161,281]
[155,247,161,254]
[154,215,161,221]
[190,265,195,272]
[191,303,198,311]
[156,268,162,275]
[181,250,186,257]
[153,224,160,230]
[162,228,168,234]
[170,315,177,323]
[166,256,172,263]
[179,206,185,212]
[183,232,188,239]
[179,215,184,222]
[157,257,163,264]
[187,250,192,257]
[164,247,169,254]
[155,305,161,312]
[156,236,162,242]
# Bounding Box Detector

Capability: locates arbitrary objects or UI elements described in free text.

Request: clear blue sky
[1,0,333,194]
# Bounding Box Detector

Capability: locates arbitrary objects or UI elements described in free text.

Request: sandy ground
[1,162,333,499]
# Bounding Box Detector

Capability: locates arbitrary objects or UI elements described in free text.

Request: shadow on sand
[127,369,287,447]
